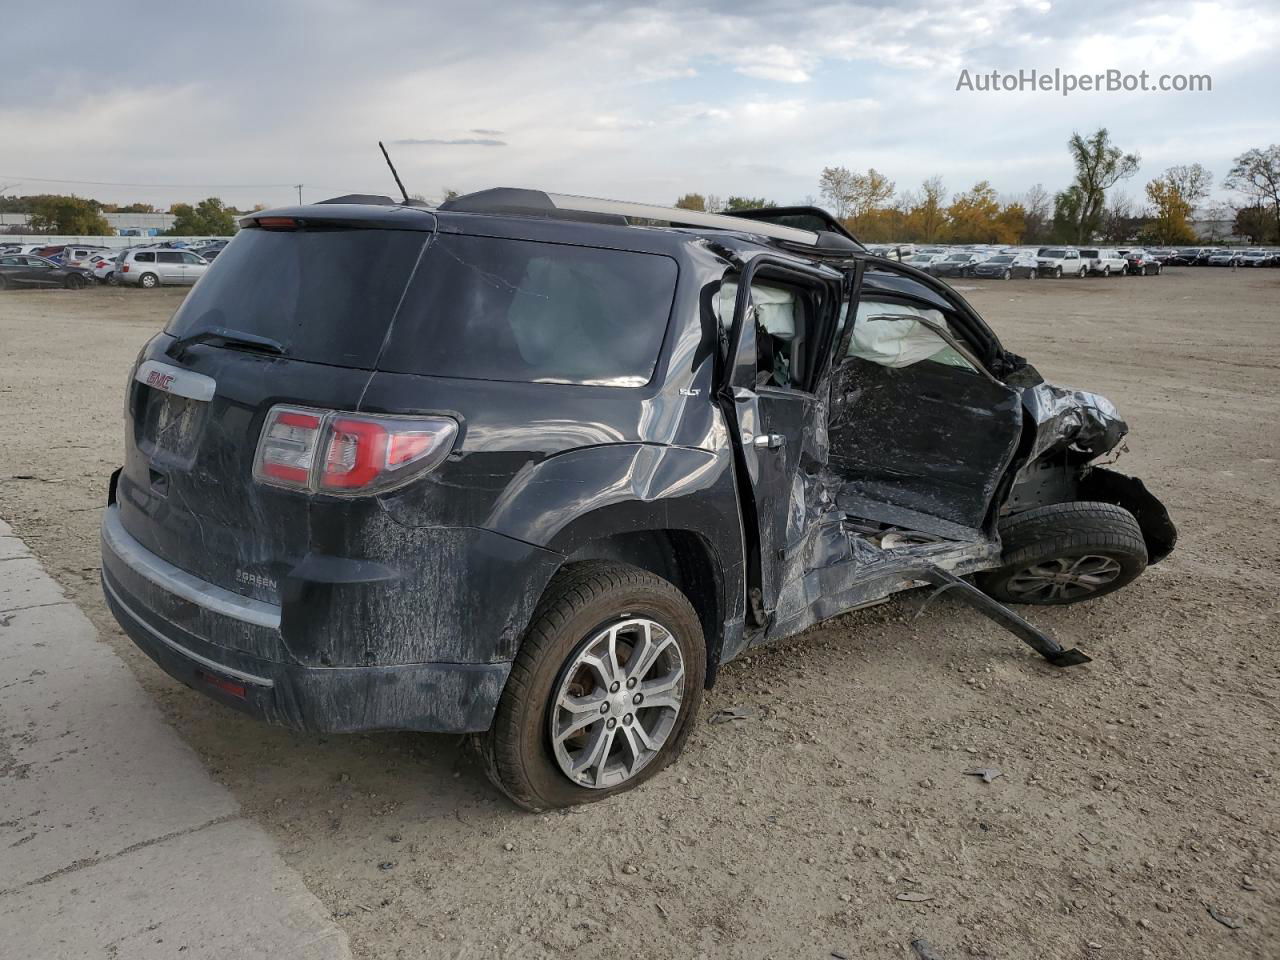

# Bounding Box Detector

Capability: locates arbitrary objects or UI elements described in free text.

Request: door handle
[752,433,785,450]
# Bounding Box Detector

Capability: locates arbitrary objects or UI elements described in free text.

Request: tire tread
[479,561,702,810]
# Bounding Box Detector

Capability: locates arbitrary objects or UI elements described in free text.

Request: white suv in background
[117,248,210,288]
[1078,248,1128,277]
[1035,247,1087,278]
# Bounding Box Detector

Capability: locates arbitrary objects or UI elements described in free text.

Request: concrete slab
[0,525,350,958]
[0,556,68,611]
[0,537,29,561]
[0,819,349,960]
[0,602,237,886]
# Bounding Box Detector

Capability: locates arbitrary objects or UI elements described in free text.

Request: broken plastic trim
[914,565,1092,667]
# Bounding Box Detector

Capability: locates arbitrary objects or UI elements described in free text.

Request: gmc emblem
[147,370,176,392]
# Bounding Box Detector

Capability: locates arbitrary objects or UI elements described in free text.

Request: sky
[1,0,1276,213]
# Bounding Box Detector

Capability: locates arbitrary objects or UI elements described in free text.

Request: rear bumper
[101,505,510,733]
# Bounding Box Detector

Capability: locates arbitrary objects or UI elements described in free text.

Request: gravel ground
[1,268,1277,959]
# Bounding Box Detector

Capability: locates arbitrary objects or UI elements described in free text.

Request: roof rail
[545,193,819,244]
[439,187,820,245]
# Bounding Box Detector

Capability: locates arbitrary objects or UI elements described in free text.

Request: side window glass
[847,301,977,373]
[135,252,155,263]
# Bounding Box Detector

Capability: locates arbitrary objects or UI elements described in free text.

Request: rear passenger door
[718,261,843,624]
[21,256,59,286]
[155,251,184,283]
[181,251,207,284]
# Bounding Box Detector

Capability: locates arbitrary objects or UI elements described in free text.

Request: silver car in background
[117,248,210,288]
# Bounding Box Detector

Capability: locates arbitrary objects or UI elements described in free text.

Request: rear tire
[65,274,85,290]
[1002,269,1012,280]
[1053,266,1063,278]
[139,272,159,288]
[1102,266,1110,277]
[979,502,1147,605]
[478,561,706,811]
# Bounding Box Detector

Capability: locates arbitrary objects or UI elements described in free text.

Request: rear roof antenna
[378,141,411,204]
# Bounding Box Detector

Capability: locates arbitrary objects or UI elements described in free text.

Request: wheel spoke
[625,623,673,682]
[570,723,617,782]
[638,669,684,712]
[553,692,606,744]
[578,652,617,688]
[620,723,656,772]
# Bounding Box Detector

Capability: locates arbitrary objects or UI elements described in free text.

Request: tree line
[675,131,1280,246]
[0,193,250,236]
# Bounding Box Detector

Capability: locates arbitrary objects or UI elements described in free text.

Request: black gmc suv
[101,189,1175,810]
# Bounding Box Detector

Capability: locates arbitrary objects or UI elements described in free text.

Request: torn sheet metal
[1022,383,1128,462]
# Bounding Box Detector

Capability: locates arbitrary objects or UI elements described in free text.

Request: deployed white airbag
[848,301,961,368]
[716,282,797,340]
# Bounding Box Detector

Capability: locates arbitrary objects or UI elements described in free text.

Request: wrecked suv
[101,190,1176,810]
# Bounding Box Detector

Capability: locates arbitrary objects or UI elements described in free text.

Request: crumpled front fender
[1080,466,1177,563]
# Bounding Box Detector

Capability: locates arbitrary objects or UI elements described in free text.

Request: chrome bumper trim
[103,575,273,688]
[101,504,281,630]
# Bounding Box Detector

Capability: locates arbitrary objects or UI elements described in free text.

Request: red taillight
[122,264,130,272]
[253,405,457,496]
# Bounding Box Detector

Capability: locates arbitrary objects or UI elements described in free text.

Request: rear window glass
[380,234,676,386]
[165,228,429,368]
[134,252,155,262]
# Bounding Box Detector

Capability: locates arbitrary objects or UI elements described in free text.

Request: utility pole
[295,184,303,204]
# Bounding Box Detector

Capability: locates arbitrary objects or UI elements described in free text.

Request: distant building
[0,211,176,236]
[1191,219,1243,243]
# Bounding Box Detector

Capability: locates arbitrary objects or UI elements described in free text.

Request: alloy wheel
[1006,555,1124,602]
[549,618,685,789]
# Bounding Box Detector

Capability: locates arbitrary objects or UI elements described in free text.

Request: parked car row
[0,253,94,289]
[0,239,226,290]
[876,242,1280,280]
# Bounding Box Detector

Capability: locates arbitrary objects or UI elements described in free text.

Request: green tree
[1059,128,1140,242]
[1233,204,1278,243]
[168,197,236,236]
[723,196,776,211]
[1224,145,1280,241]
[674,193,707,211]
[1051,185,1085,241]
[26,194,110,234]
[102,202,157,214]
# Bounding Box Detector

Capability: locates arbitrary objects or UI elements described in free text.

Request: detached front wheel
[479,562,705,811]
[980,502,1147,605]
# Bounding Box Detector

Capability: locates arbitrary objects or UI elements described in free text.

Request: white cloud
[0,0,1273,210]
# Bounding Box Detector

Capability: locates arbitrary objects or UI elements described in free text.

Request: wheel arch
[563,529,725,684]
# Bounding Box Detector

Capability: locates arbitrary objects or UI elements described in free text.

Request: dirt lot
[1,270,1277,960]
